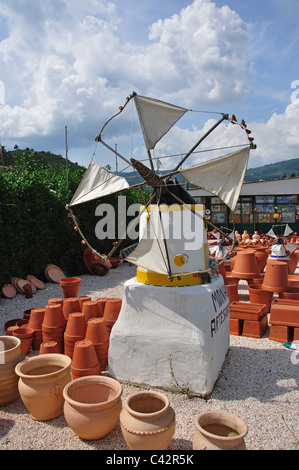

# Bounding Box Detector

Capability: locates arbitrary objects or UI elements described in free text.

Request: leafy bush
[0,150,149,287]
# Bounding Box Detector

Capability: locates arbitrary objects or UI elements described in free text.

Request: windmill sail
[69,159,129,207]
[178,147,250,212]
[134,94,187,150]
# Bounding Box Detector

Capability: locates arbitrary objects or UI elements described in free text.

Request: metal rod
[99,139,132,166]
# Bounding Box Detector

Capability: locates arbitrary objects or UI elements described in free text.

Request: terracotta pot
[16,319,28,327]
[288,275,299,289]
[247,274,264,285]
[287,252,298,275]
[42,325,64,353]
[120,391,176,450]
[78,296,91,311]
[85,317,109,344]
[4,319,23,332]
[12,327,34,355]
[248,284,273,313]
[47,297,63,307]
[103,298,122,325]
[270,299,299,327]
[254,250,268,273]
[279,289,299,300]
[96,298,109,317]
[15,353,72,421]
[262,260,289,293]
[43,304,65,328]
[224,280,239,303]
[93,341,109,371]
[28,308,45,330]
[71,339,101,379]
[23,309,32,320]
[60,277,81,299]
[6,325,20,336]
[211,258,227,283]
[0,336,25,405]
[231,249,260,279]
[62,297,81,320]
[64,312,87,357]
[39,341,61,355]
[63,375,122,440]
[81,300,99,323]
[193,411,248,450]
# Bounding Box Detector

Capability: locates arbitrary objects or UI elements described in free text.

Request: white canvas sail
[179,147,250,212]
[134,94,187,150]
[69,159,129,206]
[125,206,170,275]
[284,224,293,236]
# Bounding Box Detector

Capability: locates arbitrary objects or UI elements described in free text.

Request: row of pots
[0,336,248,450]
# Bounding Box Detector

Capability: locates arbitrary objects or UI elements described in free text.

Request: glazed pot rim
[125,390,170,419]
[15,353,71,379]
[0,335,22,353]
[194,410,248,441]
[63,375,122,408]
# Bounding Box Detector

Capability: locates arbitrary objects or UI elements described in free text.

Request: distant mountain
[245,158,299,182]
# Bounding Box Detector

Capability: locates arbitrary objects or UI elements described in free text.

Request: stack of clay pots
[12,327,34,354]
[64,312,87,358]
[71,339,101,379]
[42,303,66,353]
[96,297,109,317]
[81,300,100,323]
[27,308,45,350]
[85,317,110,371]
[103,298,122,336]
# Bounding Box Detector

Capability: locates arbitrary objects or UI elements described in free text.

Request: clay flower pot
[231,249,260,279]
[71,339,101,380]
[28,308,45,330]
[85,318,110,370]
[0,336,25,405]
[248,284,273,313]
[224,280,239,303]
[43,304,65,328]
[12,327,34,355]
[6,325,20,336]
[279,289,299,300]
[81,300,99,323]
[193,411,248,450]
[62,297,81,320]
[103,298,122,325]
[254,249,268,273]
[47,297,63,307]
[287,252,298,275]
[96,298,109,317]
[64,312,87,358]
[120,390,176,450]
[60,277,81,299]
[78,296,91,311]
[262,260,289,293]
[15,353,72,421]
[39,341,61,355]
[288,275,299,289]
[63,375,122,440]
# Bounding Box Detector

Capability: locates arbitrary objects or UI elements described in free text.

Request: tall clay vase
[64,312,87,358]
[71,340,101,380]
[81,300,99,323]
[231,249,260,279]
[12,327,34,355]
[62,297,81,321]
[248,284,273,313]
[193,411,248,450]
[63,375,122,440]
[0,336,25,406]
[85,318,109,370]
[120,391,176,450]
[15,353,72,421]
[262,260,289,293]
[60,277,81,299]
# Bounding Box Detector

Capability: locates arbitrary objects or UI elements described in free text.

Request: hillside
[245,158,299,182]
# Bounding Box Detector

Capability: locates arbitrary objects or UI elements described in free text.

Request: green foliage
[0,150,149,287]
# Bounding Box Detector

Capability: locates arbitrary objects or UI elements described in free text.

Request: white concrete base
[108,275,230,397]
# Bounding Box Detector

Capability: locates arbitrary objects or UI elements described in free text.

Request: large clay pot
[63,375,122,440]
[193,411,248,450]
[60,277,81,299]
[254,249,268,273]
[120,391,176,450]
[248,284,273,313]
[15,353,72,421]
[231,250,260,279]
[0,336,25,405]
[262,260,289,293]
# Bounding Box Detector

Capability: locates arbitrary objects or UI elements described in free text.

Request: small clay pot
[81,300,99,323]
[85,317,109,344]
[103,298,122,325]
[43,304,65,328]
[12,327,34,355]
[262,260,289,293]
[28,308,45,330]
[6,325,20,336]
[224,280,239,303]
[64,313,87,357]
[78,296,91,311]
[39,341,61,355]
[62,297,81,320]
[60,277,81,299]
[71,340,101,380]
[96,298,109,317]
[47,298,64,307]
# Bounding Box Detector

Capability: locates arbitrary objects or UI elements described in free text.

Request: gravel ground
[0,263,298,451]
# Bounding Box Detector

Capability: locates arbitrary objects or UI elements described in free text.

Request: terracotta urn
[15,353,72,421]
[262,260,289,293]
[60,277,81,299]
[12,327,34,355]
[193,411,248,450]
[248,284,273,313]
[62,297,81,320]
[0,336,25,405]
[120,391,176,450]
[231,249,260,279]
[63,375,122,440]
[81,300,100,323]
[71,339,101,380]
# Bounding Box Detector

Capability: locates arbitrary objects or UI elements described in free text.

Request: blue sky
[0,0,298,171]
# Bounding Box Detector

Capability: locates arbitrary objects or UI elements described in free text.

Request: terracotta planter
[96,298,109,317]
[103,298,122,325]
[270,301,299,327]
[193,411,248,450]
[120,391,176,450]
[28,308,45,330]
[0,336,25,405]
[224,280,239,303]
[85,317,109,344]
[4,318,23,332]
[254,250,268,273]
[262,260,289,293]
[43,304,65,328]
[279,290,299,300]
[248,284,273,313]
[62,297,81,320]
[15,353,72,421]
[288,275,299,289]
[81,300,99,323]
[6,326,20,336]
[63,375,122,440]
[47,297,63,307]
[12,327,34,355]
[231,249,260,279]
[64,312,87,358]
[71,339,101,380]
[60,277,81,299]
[42,325,64,353]
[78,296,91,311]
[39,341,61,355]
[230,301,267,321]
